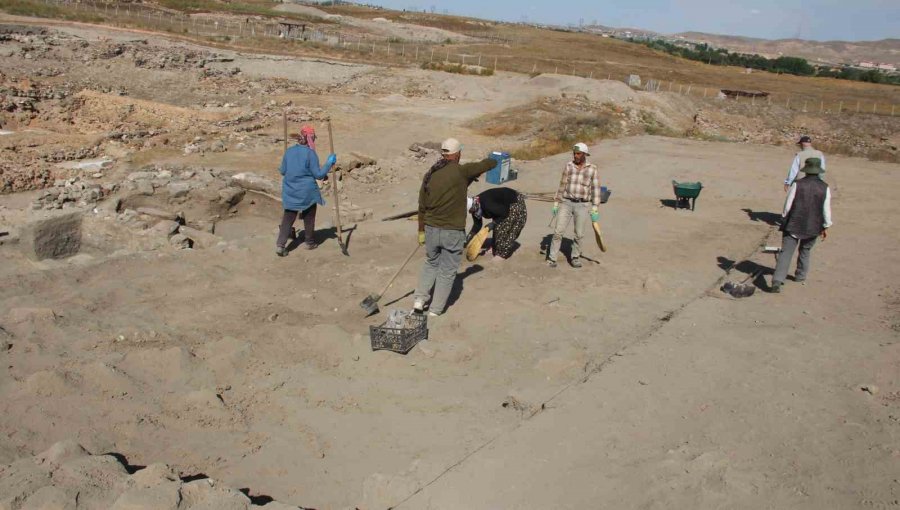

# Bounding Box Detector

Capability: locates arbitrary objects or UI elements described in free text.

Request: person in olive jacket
[413,138,495,316]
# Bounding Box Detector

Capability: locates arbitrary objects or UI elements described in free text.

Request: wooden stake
[326,118,346,255]
[282,110,287,153]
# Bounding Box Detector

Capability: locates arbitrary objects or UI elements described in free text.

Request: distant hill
[675,32,900,66]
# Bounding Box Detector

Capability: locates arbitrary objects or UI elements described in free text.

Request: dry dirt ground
[0,18,899,510]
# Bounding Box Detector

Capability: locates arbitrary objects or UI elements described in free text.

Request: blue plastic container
[486,151,515,185]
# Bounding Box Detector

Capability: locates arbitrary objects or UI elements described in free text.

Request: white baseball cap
[441,138,462,154]
[573,142,590,155]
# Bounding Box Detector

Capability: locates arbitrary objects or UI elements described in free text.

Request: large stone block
[19,211,82,260]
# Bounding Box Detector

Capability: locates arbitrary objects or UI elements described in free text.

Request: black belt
[565,198,589,203]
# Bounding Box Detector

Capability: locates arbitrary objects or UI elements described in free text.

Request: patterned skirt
[493,194,528,258]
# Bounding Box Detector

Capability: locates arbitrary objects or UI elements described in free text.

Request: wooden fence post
[838,101,843,113]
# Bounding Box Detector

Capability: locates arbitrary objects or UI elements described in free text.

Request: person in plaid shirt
[547,142,601,268]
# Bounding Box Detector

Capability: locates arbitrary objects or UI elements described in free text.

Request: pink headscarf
[298,125,316,150]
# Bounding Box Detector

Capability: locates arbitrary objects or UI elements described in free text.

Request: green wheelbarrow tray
[672,180,703,211]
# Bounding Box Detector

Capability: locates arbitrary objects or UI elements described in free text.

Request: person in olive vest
[771,157,832,293]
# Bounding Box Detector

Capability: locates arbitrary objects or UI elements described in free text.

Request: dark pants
[493,194,527,258]
[277,205,316,248]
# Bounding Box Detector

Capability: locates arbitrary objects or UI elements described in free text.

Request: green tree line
[631,38,900,86]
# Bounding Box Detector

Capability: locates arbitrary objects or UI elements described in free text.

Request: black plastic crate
[370,313,428,354]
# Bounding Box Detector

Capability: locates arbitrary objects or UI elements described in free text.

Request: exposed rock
[169,234,193,249]
[228,172,279,197]
[166,182,193,198]
[137,207,183,222]
[217,187,246,207]
[149,220,181,237]
[18,211,82,260]
[178,226,220,249]
[180,478,251,510]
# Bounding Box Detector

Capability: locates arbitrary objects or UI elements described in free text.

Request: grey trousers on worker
[549,199,590,262]
[414,226,465,315]
[773,233,818,284]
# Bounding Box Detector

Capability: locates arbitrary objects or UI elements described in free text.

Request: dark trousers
[277,205,316,248]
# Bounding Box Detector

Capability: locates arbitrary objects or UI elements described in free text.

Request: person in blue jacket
[276,125,337,256]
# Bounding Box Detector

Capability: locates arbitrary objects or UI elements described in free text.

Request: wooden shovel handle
[327,118,344,247]
[378,244,421,298]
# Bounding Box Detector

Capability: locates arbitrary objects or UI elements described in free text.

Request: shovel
[722,269,762,298]
[326,118,348,256]
[360,244,421,316]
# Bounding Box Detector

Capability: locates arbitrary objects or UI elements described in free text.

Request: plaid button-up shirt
[555,160,600,206]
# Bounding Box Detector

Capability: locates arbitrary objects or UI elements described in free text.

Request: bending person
[466,187,527,260]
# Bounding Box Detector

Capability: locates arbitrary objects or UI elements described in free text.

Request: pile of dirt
[467,95,674,159]
[0,440,303,509]
[688,102,900,162]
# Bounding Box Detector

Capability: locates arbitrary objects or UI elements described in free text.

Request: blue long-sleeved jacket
[279,144,331,211]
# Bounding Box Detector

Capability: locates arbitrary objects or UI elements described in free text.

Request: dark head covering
[801,157,824,175]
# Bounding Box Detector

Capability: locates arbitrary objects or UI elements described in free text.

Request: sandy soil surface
[0,18,898,510]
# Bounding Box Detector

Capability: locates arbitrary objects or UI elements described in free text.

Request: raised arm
[462,158,496,180]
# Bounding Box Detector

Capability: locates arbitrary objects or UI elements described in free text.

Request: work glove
[551,202,559,216]
[591,207,600,222]
[325,153,337,169]
[418,231,426,246]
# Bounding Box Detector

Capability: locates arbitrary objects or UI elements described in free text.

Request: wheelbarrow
[672,180,703,211]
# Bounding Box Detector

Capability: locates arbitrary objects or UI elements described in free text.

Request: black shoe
[276,246,286,257]
[571,257,583,268]
[770,281,782,293]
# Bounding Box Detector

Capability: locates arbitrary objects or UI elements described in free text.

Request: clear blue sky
[362,0,899,41]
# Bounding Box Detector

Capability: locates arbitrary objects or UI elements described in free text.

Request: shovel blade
[728,284,756,298]
[360,294,380,315]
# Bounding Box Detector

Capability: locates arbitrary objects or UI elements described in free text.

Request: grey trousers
[414,226,465,314]
[773,233,818,284]
[549,199,590,262]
